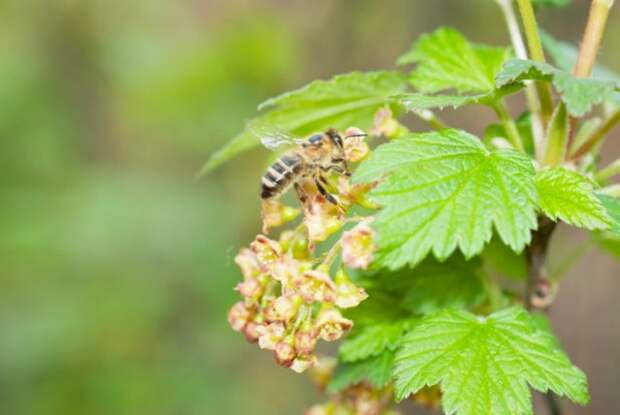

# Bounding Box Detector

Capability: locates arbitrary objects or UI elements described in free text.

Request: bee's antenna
[345,133,367,139]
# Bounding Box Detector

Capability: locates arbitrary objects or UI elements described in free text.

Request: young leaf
[481,236,527,280]
[401,255,486,314]
[339,319,413,363]
[201,71,406,172]
[328,351,396,392]
[398,27,511,94]
[542,102,569,166]
[353,129,538,269]
[495,59,618,116]
[394,307,590,414]
[553,72,617,117]
[536,168,611,229]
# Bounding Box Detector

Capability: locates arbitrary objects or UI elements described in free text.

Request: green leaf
[596,193,620,235]
[495,59,555,88]
[484,112,535,156]
[540,31,620,108]
[392,84,521,112]
[353,129,538,269]
[553,71,617,117]
[201,71,406,172]
[328,351,396,392]
[495,58,617,116]
[394,307,590,414]
[339,319,413,363]
[481,236,527,280]
[398,27,511,94]
[542,103,569,166]
[401,255,486,314]
[536,168,611,229]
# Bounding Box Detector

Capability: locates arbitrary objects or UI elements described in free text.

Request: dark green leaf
[328,351,396,392]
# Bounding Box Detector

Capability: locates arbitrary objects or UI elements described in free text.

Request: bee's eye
[308,134,324,145]
[333,135,343,147]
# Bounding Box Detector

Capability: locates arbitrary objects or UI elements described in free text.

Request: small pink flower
[334,269,368,309]
[275,337,297,366]
[290,353,318,373]
[369,107,401,139]
[341,220,376,270]
[243,321,260,343]
[261,199,300,234]
[295,325,319,355]
[250,235,282,272]
[227,301,252,332]
[256,322,286,350]
[234,248,261,280]
[235,278,264,301]
[304,196,344,243]
[294,270,337,304]
[314,307,353,342]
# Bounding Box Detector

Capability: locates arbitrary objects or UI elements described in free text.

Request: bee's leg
[314,175,339,206]
[294,182,308,204]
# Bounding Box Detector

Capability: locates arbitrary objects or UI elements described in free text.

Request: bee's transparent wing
[247,121,303,151]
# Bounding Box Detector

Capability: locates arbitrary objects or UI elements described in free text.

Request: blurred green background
[1,1,619,414]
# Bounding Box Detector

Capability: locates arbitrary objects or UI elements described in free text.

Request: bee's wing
[247,121,303,151]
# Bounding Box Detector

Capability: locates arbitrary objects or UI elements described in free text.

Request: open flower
[314,307,353,342]
[334,268,368,309]
[261,199,300,234]
[304,195,344,243]
[290,353,318,374]
[234,248,261,280]
[294,270,337,304]
[256,321,286,350]
[341,220,376,269]
[227,301,253,332]
[250,235,282,272]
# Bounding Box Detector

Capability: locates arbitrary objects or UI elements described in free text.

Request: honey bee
[253,124,366,206]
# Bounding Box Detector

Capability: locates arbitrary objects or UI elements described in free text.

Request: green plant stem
[570,109,620,159]
[496,0,545,158]
[596,156,620,182]
[574,0,615,78]
[412,109,446,130]
[493,101,525,151]
[515,0,554,122]
[525,216,556,311]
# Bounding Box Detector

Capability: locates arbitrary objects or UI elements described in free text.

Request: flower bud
[261,199,300,234]
[275,335,297,366]
[256,322,286,350]
[243,320,260,343]
[344,127,370,162]
[294,270,337,304]
[341,221,376,270]
[370,107,405,139]
[227,301,252,332]
[290,353,318,373]
[234,248,261,279]
[314,307,353,342]
[235,278,264,301]
[308,356,337,390]
[334,268,368,309]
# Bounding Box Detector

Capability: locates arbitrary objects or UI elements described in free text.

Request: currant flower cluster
[228,127,377,373]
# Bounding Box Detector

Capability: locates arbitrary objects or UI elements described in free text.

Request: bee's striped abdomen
[261,153,302,199]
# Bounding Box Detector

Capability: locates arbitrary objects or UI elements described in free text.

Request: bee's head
[325,129,344,149]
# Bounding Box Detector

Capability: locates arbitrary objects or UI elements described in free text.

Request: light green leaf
[201,71,406,172]
[553,71,617,117]
[536,168,611,229]
[353,129,538,269]
[394,307,590,414]
[481,236,527,280]
[495,58,617,116]
[339,319,413,363]
[596,193,620,235]
[540,31,620,108]
[495,59,555,88]
[328,351,395,392]
[401,255,485,314]
[392,84,521,112]
[398,27,511,94]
